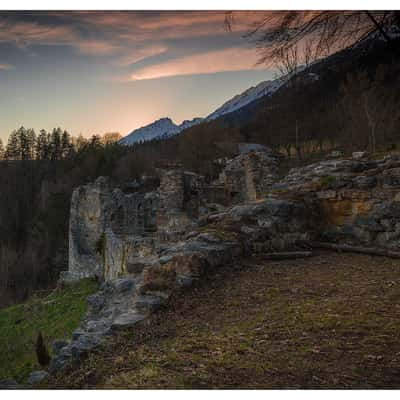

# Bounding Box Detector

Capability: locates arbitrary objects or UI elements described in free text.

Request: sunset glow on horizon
[0,11,275,140]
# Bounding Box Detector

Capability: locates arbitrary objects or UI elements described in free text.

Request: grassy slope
[46,252,400,389]
[0,279,98,382]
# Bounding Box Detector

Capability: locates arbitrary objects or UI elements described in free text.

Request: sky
[0,11,276,141]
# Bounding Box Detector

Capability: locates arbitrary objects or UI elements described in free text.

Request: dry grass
[45,252,400,389]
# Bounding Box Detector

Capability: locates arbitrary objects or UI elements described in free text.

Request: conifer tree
[36,129,49,160]
[5,130,20,160]
[0,138,4,160]
[49,128,62,160]
[26,128,36,160]
[61,130,73,159]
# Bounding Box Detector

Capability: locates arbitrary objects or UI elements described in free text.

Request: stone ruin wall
[221,150,280,203]
[64,149,282,283]
[64,177,160,282]
[50,150,400,374]
[66,149,400,288]
[65,150,400,285]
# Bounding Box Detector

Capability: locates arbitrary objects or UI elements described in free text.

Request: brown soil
[44,251,400,389]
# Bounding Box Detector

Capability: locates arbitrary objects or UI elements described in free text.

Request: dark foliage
[35,332,51,367]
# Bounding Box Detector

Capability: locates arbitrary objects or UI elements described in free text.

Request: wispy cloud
[0,11,268,80]
[0,62,13,70]
[76,39,121,55]
[0,11,257,55]
[129,47,265,81]
[0,18,77,48]
[116,45,168,66]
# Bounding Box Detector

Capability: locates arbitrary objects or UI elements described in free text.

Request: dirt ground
[44,251,400,389]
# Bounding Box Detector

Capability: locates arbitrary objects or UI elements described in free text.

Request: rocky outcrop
[274,154,400,250]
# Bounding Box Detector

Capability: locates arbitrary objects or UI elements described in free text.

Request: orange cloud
[117,45,168,66]
[130,47,266,81]
[76,39,121,55]
[0,11,271,65]
[0,63,13,70]
[0,19,77,47]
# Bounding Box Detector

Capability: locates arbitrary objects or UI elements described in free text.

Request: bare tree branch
[226,11,399,66]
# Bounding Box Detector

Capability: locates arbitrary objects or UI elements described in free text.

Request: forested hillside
[189,36,400,159]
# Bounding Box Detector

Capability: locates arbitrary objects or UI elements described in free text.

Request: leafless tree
[225,11,399,65]
[340,65,397,154]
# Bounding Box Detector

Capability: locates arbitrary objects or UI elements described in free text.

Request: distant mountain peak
[120,116,203,146]
[119,76,288,146]
[205,78,286,121]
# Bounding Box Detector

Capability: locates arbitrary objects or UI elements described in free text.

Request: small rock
[72,329,85,340]
[85,319,112,335]
[111,312,146,329]
[113,278,135,293]
[70,333,102,358]
[176,275,195,287]
[352,175,377,189]
[27,370,49,385]
[134,295,163,314]
[87,293,106,311]
[126,261,147,274]
[352,151,368,160]
[52,339,70,355]
[0,378,20,389]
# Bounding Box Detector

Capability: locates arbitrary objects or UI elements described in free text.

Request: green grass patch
[0,278,98,382]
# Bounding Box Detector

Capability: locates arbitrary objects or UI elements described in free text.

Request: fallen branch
[364,160,400,177]
[263,251,313,260]
[299,241,400,259]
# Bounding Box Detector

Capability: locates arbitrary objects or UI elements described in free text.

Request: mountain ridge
[119,77,286,146]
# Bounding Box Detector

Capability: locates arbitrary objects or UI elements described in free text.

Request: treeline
[0,128,122,161]
[246,59,400,159]
[0,130,126,307]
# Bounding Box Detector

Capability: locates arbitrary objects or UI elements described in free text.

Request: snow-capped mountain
[120,78,286,146]
[205,78,285,121]
[120,117,203,146]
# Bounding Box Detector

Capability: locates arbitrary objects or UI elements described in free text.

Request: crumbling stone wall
[156,169,199,241]
[64,147,284,283]
[63,177,159,282]
[220,149,280,204]
[51,150,400,375]
[64,177,111,282]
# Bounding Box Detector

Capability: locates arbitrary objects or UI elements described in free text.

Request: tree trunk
[299,241,400,259]
[263,251,313,260]
[371,122,376,154]
[295,119,301,160]
[363,94,375,154]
